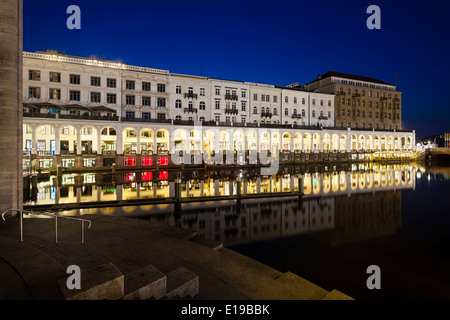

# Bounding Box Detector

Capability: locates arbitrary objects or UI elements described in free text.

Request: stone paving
[0,214,353,300]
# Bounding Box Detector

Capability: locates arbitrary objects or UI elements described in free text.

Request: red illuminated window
[124,173,135,182]
[124,157,136,166]
[159,171,168,180]
[159,157,169,166]
[141,172,152,181]
[142,157,153,166]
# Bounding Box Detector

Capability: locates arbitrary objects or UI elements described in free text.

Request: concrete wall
[0,0,23,214]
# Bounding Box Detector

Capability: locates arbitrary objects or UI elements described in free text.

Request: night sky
[23,0,450,140]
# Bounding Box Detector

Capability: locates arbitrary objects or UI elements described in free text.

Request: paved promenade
[0,213,352,300]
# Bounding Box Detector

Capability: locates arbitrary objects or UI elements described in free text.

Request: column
[117,128,123,154]
[0,0,23,213]
[137,130,141,154]
[76,126,82,155]
[97,127,102,155]
[55,125,61,155]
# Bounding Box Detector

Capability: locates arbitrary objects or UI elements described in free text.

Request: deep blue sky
[23,0,450,139]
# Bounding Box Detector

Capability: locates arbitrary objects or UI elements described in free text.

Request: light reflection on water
[24,163,450,299]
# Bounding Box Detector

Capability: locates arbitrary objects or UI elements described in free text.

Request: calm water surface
[26,164,450,299]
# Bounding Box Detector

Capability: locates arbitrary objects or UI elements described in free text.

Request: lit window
[159,171,169,180]
[141,157,153,166]
[159,157,169,166]
[141,172,152,181]
[124,157,136,166]
[124,173,136,182]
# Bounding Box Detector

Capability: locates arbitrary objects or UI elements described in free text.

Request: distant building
[304,71,402,130]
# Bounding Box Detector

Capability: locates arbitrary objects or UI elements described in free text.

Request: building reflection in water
[24,164,416,247]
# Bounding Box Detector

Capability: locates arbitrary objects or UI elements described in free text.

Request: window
[273,96,278,103]
[328,100,331,107]
[302,98,305,105]
[90,92,101,103]
[341,109,345,116]
[285,108,288,116]
[261,94,265,101]
[302,109,305,117]
[70,74,80,85]
[91,76,101,87]
[142,112,151,119]
[200,88,205,96]
[126,95,135,105]
[83,158,96,167]
[175,100,182,109]
[215,100,220,110]
[176,86,181,94]
[199,116,205,121]
[107,93,116,104]
[199,101,206,110]
[312,110,316,117]
[126,80,135,90]
[69,90,80,101]
[157,98,166,107]
[253,106,257,114]
[273,108,277,115]
[28,70,41,81]
[253,93,258,101]
[312,99,316,105]
[124,157,136,166]
[285,96,288,103]
[215,115,220,122]
[157,83,166,92]
[175,115,182,121]
[107,78,116,88]
[142,157,153,166]
[320,100,324,106]
[126,111,135,119]
[241,90,246,98]
[241,101,246,111]
[294,97,297,104]
[159,157,169,166]
[328,111,331,118]
[49,72,60,83]
[241,116,246,123]
[49,88,61,100]
[215,88,220,95]
[157,113,166,120]
[142,96,151,106]
[142,82,151,91]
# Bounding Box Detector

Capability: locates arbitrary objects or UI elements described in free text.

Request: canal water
[24,163,450,300]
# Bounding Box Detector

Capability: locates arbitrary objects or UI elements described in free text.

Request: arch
[282,132,291,151]
[374,135,381,151]
[322,134,331,151]
[339,134,347,151]
[312,133,321,151]
[140,129,154,153]
[80,126,97,154]
[247,130,258,151]
[219,130,230,151]
[156,129,170,153]
[271,131,280,154]
[331,134,339,151]
[351,135,358,151]
[366,135,373,151]
[100,126,117,153]
[260,131,270,151]
[394,136,400,151]
[303,133,311,151]
[203,129,216,155]
[33,124,57,155]
[123,127,138,153]
[59,125,77,155]
[358,135,365,151]
[381,136,387,151]
[189,129,202,153]
[173,129,188,151]
[233,130,245,151]
[294,132,302,151]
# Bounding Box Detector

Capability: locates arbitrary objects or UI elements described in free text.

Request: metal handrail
[1,209,92,244]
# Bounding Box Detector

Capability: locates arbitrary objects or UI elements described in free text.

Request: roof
[307,71,395,86]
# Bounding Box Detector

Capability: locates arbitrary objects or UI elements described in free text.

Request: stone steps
[58,262,199,300]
